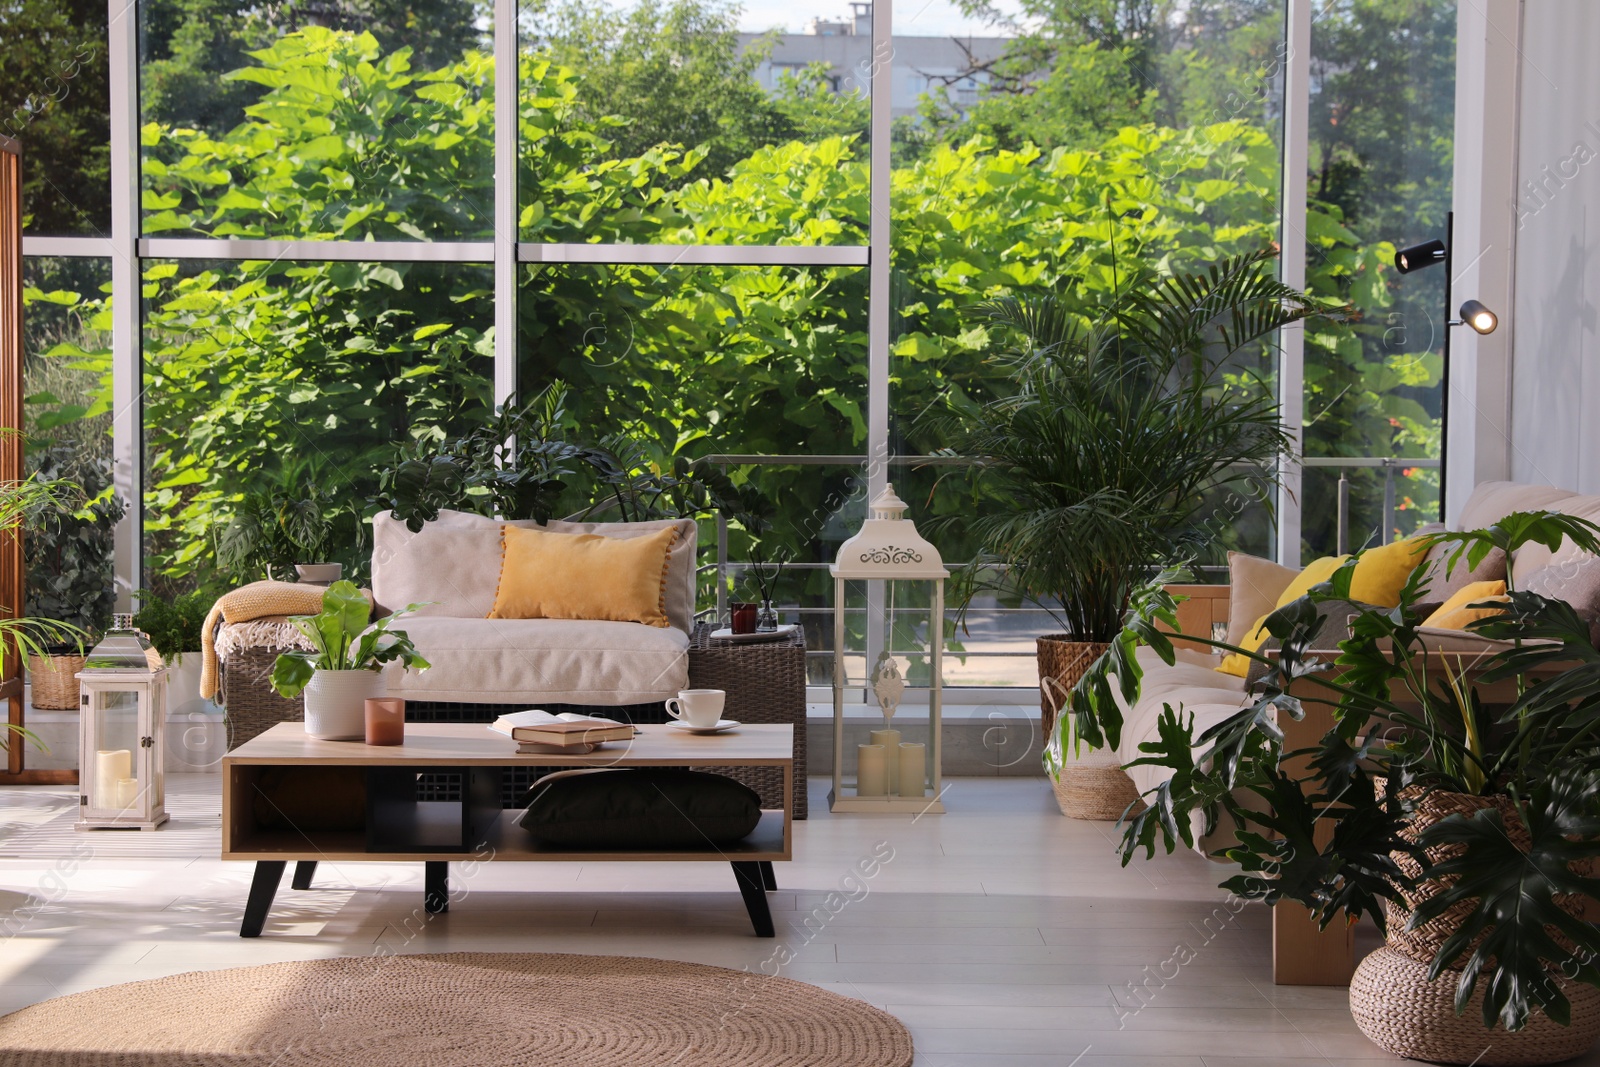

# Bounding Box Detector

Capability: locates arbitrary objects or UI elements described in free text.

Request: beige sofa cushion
[373,510,699,633]
[1224,552,1299,647]
[384,616,689,705]
[1454,480,1581,533]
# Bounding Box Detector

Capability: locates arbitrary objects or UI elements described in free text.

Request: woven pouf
[1350,945,1600,1066]
[1053,764,1146,821]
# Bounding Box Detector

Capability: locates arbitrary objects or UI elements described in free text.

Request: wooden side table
[688,623,809,817]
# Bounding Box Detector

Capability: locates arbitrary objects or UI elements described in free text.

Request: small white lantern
[830,484,948,814]
[76,614,169,831]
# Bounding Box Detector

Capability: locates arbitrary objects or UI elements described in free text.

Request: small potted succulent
[269,581,429,740]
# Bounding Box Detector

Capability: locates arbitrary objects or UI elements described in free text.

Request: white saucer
[706,624,798,643]
[667,719,741,734]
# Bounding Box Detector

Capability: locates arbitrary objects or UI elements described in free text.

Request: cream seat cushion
[384,616,689,705]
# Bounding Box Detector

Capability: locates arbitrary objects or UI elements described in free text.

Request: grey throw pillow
[1245,598,1376,689]
[1522,556,1600,647]
[1415,539,1508,604]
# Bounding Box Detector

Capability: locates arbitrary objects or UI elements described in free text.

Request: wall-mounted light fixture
[1390,212,1499,519]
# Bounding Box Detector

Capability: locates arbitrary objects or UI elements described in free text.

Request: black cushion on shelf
[517,768,762,849]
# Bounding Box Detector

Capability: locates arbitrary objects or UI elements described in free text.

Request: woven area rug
[0,952,914,1067]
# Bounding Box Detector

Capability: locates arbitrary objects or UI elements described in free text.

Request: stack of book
[488,710,637,754]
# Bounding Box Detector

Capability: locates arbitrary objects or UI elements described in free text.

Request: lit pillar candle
[869,729,901,793]
[95,750,131,809]
[856,744,888,796]
[898,742,927,798]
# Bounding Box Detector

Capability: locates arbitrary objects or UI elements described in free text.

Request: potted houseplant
[23,450,124,711]
[269,581,429,740]
[1067,510,1600,1062]
[214,461,363,585]
[134,590,217,717]
[938,248,1340,817]
[1,463,90,748]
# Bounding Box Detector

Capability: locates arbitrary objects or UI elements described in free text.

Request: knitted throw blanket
[199,581,330,700]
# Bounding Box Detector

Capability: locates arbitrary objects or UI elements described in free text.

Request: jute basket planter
[1038,636,1143,820]
[1350,784,1600,1064]
[27,653,85,710]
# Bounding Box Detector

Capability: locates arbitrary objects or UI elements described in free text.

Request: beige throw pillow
[1224,551,1300,647]
[371,510,532,617]
[1414,540,1507,606]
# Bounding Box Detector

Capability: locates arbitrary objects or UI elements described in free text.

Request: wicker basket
[1036,635,1109,740]
[218,644,304,750]
[687,623,808,819]
[27,653,85,710]
[1052,764,1145,821]
[1386,787,1592,968]
[1350,945,1600,1065]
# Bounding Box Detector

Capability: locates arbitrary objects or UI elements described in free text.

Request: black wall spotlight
[1459,299,1498,335]
[1388,212,1500,520]
[1394,238,1447,274]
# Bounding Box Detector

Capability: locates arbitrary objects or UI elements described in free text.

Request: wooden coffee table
[222,722,794,938]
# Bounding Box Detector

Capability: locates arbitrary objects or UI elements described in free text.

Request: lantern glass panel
[90,690,142,812]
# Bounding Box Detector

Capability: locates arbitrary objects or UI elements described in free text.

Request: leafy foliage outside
[13,1,1444,605]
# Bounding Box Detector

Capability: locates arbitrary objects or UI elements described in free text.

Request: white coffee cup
[667,689,725,728]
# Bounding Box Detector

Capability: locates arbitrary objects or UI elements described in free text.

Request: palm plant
[941,248,1343,643]
[1068,510,1600,1035]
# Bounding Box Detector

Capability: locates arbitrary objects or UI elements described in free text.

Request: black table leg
[241,861,286,938]
[731,862,775,937]
[424,861,449,914]
[759,860,777,891]
[291,860,318,890]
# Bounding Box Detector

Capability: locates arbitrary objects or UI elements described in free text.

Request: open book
[488,710,636,752]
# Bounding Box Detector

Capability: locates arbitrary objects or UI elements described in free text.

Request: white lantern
[76,614,169,831]
[830,484,948,814]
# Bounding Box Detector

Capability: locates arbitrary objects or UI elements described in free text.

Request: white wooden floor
[0,774,1595,1067]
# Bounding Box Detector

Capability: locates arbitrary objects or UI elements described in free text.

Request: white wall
[1507,0,1600,493]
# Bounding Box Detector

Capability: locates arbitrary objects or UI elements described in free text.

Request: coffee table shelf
[222,722,793,937]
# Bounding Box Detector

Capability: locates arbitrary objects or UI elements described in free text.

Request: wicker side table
[688,623,809,819]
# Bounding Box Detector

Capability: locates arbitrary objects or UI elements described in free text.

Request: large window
[4,0,1458,691]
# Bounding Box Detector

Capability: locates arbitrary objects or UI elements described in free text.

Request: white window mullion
[108,0,141,607]
[1277,0,1311,568]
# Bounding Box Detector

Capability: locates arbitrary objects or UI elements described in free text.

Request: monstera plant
[1066,510,1600,1056]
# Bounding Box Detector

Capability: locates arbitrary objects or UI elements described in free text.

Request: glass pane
[0,2,110,235]
[517,0,869,244]
[890,0,1286,679]
[138,1,494,240]
[22,258,119,639]
[90,691,142,812]
[1302,0,1454,557]
[142,259,495,597]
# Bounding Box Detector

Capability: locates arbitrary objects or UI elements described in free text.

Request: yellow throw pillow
[1421,579,1509,631]
[489,525,679,627]
[1217,554,1349,677]
[1349,536,1431,608]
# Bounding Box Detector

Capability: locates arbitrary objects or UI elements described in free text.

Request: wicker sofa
[216,510,809,816]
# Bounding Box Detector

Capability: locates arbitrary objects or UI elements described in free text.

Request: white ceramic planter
[302,669,386,740]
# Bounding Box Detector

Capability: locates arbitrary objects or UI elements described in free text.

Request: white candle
[898,742,927,798]
[869,729,901,793]
[95,750,131,809]
[115,777,139,809]
[856,744,889,796]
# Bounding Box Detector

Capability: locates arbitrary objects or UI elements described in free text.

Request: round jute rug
[0,952,914,1067]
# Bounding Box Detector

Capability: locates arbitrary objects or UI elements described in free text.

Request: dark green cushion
[517,768,761,848]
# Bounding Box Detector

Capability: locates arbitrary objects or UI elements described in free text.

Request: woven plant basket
[1350,945,1600,1066]
[1036,635,1109,739]
[1385,787,1592,968]
[1052,764,1146,821]
[27,653,85,710]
